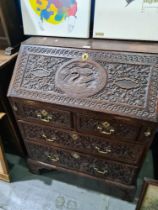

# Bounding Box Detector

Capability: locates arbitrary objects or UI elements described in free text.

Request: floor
[0,151,154,210]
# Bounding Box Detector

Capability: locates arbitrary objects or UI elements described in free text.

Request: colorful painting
[21,0,91,38]
[93,0,158,41]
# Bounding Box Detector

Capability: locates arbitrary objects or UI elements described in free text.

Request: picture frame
[93,0,158,41]
[20,0,91,38]
[0,113,10,182]
[136,178,158,210]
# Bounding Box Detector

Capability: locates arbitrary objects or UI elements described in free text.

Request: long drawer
[25,141,138,185]
[19,121,145,164]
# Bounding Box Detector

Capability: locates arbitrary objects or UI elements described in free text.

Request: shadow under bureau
[7,37,158,201]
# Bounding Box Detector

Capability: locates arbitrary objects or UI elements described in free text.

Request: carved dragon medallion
[55,59,108,98]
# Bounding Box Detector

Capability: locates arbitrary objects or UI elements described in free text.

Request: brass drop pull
[82,53,89,61]
[48,154,59,162]
[97,121,115,135]
[36,110,52,123]
[94,167,108,175]
[0,112,6,120]
[41,133,56,142]
[144,128,152,137]
[95,146,112,155]
[71,133,79,141]
[71,152,80,159]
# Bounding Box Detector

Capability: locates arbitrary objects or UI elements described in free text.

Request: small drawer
[77,114,140,142]
[12,101,72,129]
[19,122,144,165]
[26,142,137,185]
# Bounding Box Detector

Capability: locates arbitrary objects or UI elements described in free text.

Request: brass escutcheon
[71,133,79,141]
[102,122,110,129]
[71,152,80,159]
[82,53,89,61]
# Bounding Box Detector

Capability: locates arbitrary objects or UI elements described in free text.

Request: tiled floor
[0,151,154,210]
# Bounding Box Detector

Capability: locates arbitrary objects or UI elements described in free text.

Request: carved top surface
[23,37,158,54]
[8,38,158,122]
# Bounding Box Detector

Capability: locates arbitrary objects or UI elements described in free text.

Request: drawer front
[26,142,137,185]
[77,114,140,141]
[12,102,72,129]
[19,122,144,164]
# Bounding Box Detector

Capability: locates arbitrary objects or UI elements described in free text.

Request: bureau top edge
[22,37,158,54]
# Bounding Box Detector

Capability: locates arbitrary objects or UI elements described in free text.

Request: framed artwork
[93,0,158,41]
[136,178,158,210]
[0,113,10,182]
[20,0,91,38]
[0,0,24,54]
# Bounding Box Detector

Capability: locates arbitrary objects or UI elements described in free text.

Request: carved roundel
[55,59,107,98]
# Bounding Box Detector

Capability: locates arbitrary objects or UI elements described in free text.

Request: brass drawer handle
[36,110,52,123]
[95,146,112,154]
[71,133,79,141]
[41,133,56,142]
[94,167,108,175]
[0,112,6,120]
[48,154,59,162]
[97,124,115,135]
[71,152,80,159]
[144,128,152,137]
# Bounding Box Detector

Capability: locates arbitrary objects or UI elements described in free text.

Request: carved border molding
[8,45,158,122]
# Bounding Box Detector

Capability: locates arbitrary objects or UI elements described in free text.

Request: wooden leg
[27,158,56,175]
[27,159,43,174]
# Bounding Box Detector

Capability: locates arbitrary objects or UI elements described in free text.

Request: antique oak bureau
[8,37,158,200]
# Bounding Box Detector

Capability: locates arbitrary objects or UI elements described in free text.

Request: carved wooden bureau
[8,37,158,201]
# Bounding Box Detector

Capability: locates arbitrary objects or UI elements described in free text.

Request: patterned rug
[0,152,154,210]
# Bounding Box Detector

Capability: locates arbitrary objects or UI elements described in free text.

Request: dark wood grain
[27,158,136,201]
[7,37,158,201]
[7,42,158,122]
[18,120,145,165]
[23,37,158,54]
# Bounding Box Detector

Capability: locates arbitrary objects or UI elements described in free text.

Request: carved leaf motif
[32,68,50,77]
[115,78,139,90]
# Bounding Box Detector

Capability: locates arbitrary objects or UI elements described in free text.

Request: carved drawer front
[19,122,144,164]
[12,102,72,129]
[26,142,137,185]
[77,114,140,141]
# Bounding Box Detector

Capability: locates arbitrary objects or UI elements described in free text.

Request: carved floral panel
[78,115,140,141]
[20,122,143,164]
[26,142,137,185]
[8,45,158,122]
